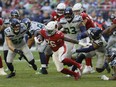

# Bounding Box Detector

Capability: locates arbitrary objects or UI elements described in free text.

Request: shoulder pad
[72,16,83,23]
[59,18,67,24]
[4,27,13,37]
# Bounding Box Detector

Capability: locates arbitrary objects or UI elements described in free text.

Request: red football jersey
[51,10,64,22]
[81,12,95,29]
[40,29,64,52]
[0,18,3,25]
[113,18,116,24]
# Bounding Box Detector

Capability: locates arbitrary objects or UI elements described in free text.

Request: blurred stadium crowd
[0,0,116,44]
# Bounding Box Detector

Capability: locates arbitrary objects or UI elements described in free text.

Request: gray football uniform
[30,21,52,55]
[4,24,34,63]
[52,16,83,71]
[84,36,107,68]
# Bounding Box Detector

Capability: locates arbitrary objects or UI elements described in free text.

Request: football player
[0,18,7,75]
[57,7,86,75]
[51,3,66,22]
[103,49,116,80]
[3,9,21,71]
[72,3,96,74]
[4,18,37,78]
[21,18,52,74]
[72,27,110,73]
[35,21,82,80]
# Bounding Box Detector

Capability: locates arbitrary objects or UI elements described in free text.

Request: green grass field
[0,51,115,87]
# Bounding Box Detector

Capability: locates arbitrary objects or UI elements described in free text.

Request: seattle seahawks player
[103,49,116,80]
[21,18,52,74]
[4,18,37,78]
[57,7,86,74]
[72,27,110,73]
[3,9,21,71]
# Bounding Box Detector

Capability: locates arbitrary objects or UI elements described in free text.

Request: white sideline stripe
[0,46,36,51]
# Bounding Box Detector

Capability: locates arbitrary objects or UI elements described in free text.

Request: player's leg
[52,51,80,80]
[0,54,7,75]
[6,50,16,78]
[3,40,9,71]
[22,44,37,71]
[109,66,116,80]
[95,51,106,73]
[36,41,49,74]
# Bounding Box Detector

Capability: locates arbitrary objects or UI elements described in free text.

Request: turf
[0,51,115,87]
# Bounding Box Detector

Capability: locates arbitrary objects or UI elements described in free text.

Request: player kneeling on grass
[4,18,37,78]
[34,21,82,80]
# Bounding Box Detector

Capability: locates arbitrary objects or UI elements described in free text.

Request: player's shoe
[101,75,109,80]
[82,65,95,74]
[0,68,7,75]
[5,68,9,72]
[73,72,80,80]
[90,67,96,73]
[109,74,116,80]
[32,64,37,71]
[40,68,48,74]
[7,71,15,78]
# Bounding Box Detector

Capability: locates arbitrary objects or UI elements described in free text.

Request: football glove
[14,49,23,56]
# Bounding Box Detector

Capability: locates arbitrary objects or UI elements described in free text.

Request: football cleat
[101,75,109,80]
[74,72,80,80]
[0,68,7,75]
[82,65,95,74]
[7,71,15,78]
[40,68,48,74]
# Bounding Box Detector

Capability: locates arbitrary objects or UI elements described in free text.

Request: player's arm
[78,17,87,33]
[64,36,79,44]
[102,24,116,35]
[6,36,15,52]
[76,42,99,53]
[27,35,35,48]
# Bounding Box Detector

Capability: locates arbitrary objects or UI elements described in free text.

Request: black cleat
[7,71,15,78]
[40,68,48,74]
[32,64,37,71]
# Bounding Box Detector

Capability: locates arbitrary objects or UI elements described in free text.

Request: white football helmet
[56,3,66,16]
[72,3,83,15]
[45,21,57,36]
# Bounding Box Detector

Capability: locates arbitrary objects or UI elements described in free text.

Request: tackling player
[21,18,51,74]
[72,27,110,73]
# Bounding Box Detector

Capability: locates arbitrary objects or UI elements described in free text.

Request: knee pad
[96,68,105,73]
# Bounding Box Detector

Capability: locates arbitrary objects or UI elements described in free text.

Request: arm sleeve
[76,45,95,53]
[77,32,88,40]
